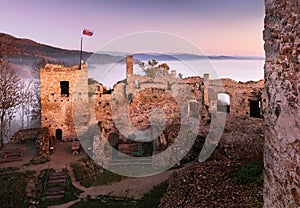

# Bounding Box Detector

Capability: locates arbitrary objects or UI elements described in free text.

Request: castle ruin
[40,56,264,160]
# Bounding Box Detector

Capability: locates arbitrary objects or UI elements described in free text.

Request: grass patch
[36,169,83,207]
[70,180,169,208]
[71,160,126,187]
[236,160,263,185]
[0,171,29,207]
[0,166,19,173]
[137,180,168,208]
[93,169,127,186]
[70,196,136,208]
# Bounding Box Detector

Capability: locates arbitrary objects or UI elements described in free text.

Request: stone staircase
[109,157,153,169]
[44,172,67,200]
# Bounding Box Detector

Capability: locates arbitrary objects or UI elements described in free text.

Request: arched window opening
[217,93,230,113]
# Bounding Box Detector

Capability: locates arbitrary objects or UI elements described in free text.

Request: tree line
[0,41,45,145]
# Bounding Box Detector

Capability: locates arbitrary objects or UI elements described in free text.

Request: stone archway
[217,93,230,113]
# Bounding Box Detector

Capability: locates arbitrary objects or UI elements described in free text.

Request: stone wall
[92,56,265,165]
[39,57,265,162]
[10,128,40,143]
[209,78,264,117]
[40,64,89,141]
[264,0,300,207]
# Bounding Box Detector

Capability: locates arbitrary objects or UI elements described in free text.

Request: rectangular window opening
[60,81,69,97]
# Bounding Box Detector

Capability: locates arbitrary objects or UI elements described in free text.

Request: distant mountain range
[0,33,122,66]
[0,32,264,68]
[100,51,265,61]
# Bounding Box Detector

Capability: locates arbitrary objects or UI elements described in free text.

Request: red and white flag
[82,28,94,36]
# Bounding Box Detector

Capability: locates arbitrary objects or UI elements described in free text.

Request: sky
[1,0,265,56]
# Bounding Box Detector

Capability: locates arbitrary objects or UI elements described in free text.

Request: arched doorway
[55,129,62,141]
[217,93,230,113]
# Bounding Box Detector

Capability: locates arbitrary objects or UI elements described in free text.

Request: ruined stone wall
[94,56,265,145]
[40,64,89,141]
[10,128,40,143]
[91,56,266,166]
[209,78,264,116]
[264,0,300,207]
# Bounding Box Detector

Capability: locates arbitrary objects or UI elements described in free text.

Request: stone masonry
[95,58,264,137]
[264,0,300,207]
[40,64,89,141]
[91,56,265,166]
[40,56,264,159]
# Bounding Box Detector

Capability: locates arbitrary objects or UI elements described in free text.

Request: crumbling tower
[40,64,89,141]
[126,55,133,79]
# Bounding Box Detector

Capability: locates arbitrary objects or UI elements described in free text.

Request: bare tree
[0,64,26,143]
[30,58,47,128]
[19,81,33,129]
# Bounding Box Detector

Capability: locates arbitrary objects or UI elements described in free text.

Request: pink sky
[0,0,265,56]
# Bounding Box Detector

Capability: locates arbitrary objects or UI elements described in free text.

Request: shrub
[236,160,264,185]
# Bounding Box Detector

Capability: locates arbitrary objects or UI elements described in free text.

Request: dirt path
[50,168,174,208]
[49,162,194,208]
[77,168,172,199]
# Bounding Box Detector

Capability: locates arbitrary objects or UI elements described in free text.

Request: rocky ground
[158,115,264,208]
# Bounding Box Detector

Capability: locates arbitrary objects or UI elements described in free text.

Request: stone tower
[40,64,89,141]
[264,0,300,206]
[126,55,133,79]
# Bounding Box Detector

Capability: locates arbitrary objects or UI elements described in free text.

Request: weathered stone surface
[40,58,265,170]
[40,64,89,141]
[264,0,300,207]
[92,56,264,165]
[10,128,40,143]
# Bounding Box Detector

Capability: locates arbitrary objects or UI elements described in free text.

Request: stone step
[112,158,153,162]
[109,161,153,167]
[49,175,67,180]
[45,194,64,200]
[45,190,65,196]
[110,161,153,165]
[47,178,66,185]
[45,187,65,192]
[50,172,67,177]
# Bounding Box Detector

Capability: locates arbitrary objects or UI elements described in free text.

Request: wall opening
[118,142,153,158]
[195,82,201,91]
[60,81,69,97]
[108,133,119,159]
[55,129,62,141]
[217,93,230,113]
[188,100,199,118]
[127,93,133,104]
[249,100,261,118]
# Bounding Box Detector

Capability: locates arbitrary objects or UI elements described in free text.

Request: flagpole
[79,36,83,70]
